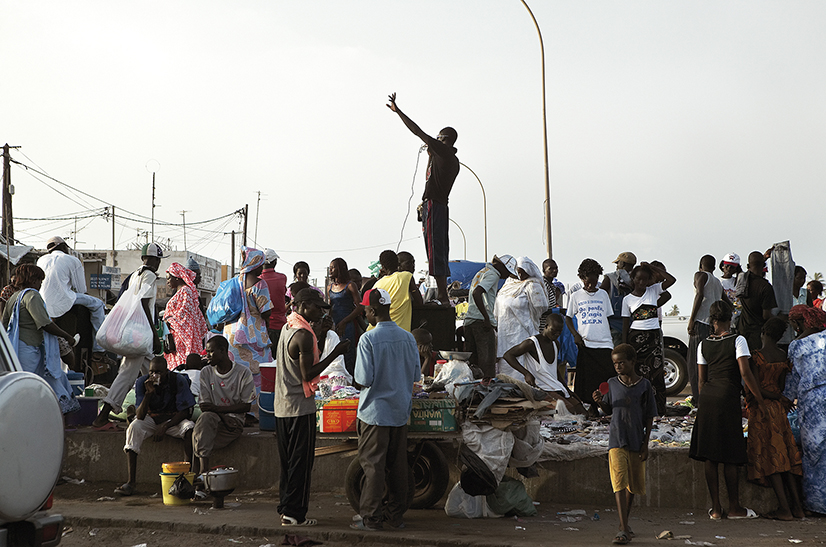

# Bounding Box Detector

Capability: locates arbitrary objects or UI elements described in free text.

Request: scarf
[167,262,197,291]
[287,311,320,397]
[240,246,265,274]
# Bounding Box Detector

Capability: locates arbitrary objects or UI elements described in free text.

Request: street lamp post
[458,162,487,260]
[449,218,467,260]
[518,0,553,259]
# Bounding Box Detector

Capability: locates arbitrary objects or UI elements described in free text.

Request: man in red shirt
[260,248,288,346]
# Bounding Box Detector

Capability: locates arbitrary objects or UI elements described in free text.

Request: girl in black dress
[689,301,764,519]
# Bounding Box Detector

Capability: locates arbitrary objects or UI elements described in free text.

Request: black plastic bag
[168,473,196,499]
[458,444,497,496]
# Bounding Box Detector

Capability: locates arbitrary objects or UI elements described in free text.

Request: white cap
[721,252,740,265]
[264,248,280,263]
[494,254,518,277]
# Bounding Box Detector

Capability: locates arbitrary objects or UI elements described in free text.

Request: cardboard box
[409,399,457,432]
[259,391,275,431]
[318,399,359,433]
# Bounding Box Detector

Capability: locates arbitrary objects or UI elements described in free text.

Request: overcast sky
[3,1,824,311]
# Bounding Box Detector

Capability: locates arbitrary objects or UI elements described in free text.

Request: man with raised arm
[387,93,459,305]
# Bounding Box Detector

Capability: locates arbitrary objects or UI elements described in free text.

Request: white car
[0,327,64,547]
[660,315,691,397]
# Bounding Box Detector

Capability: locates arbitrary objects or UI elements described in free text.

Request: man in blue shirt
[351,289,419,531]
[115,356,195,496]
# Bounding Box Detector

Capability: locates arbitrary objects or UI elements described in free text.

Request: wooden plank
[315,441,358,457]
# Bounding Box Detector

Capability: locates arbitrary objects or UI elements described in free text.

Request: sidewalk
[54,481,824,547]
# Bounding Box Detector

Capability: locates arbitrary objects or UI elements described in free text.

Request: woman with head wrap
[494,256,549,381]
[784,304,826,514]
[162,262,208,370]
[224,247,273,393]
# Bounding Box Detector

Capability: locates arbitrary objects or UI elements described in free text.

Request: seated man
[115,356,196,496]
[36,235,113,369]
[192,335,255,479]
[502,314,586,415]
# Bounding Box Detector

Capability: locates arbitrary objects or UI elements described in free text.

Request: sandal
[114,483,134,496]
[281,515,317,527]
[728,507,758,519]
[708,508,723,520]
[613,531,631,545]
[349,520,380,531]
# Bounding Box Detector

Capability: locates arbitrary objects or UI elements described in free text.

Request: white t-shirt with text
[566,288,613,349]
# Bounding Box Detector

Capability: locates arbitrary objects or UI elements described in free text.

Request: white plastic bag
[96,272,155,356]
[461,422,515,482]
[432,359,474,399]
[444,483,502,519]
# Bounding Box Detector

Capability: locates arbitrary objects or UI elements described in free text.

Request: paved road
[54,480,825,546]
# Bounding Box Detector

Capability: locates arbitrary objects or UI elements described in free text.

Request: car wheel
[663,348,688,396]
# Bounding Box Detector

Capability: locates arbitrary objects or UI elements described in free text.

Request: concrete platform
[63,427,779,512]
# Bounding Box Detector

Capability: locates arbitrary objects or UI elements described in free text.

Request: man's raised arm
[387,92,432,144]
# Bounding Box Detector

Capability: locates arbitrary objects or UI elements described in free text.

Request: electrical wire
[396,145,426,252]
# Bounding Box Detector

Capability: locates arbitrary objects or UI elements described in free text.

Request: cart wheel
[409,441,450,509]
[344,456,416,513]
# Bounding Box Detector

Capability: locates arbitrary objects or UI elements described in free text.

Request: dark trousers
[268,328,282,348]
[357,420,409,528]
[275,414,316,521]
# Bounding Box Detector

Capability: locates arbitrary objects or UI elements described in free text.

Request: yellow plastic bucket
[159,472,195,506]
[162,461,191,474]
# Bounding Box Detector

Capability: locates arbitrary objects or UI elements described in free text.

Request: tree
[666,304,680,316]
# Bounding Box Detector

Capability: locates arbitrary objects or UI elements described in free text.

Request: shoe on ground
[282,515,317,526]
[114,483,134,496]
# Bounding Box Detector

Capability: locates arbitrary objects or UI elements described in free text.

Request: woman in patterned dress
[163,262,208,370]
[224,247,272,393]
[745,317,803,520]
[784,305,826,515]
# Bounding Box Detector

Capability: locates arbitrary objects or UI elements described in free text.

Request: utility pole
[111,206,117,267]
[150,171,156,241]
[254,191,262,244]
[179,210,189,251]
[242,204,249,248]
[3,144,20,286]
[230,231,236,277]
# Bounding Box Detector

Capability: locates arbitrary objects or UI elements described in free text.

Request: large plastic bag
[432,359,474,400]
[444,483,502,519]
[486,476,537,517]
[96,273,154,356]
[461,422,514,482]
[207,277,243,327]
[509,421,545,469]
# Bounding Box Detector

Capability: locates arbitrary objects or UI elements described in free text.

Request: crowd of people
[4,230,826,540]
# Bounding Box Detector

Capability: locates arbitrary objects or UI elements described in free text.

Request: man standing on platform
[387,92,459,305]
[351,288,419,531]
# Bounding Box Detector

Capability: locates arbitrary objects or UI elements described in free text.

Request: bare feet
[763,509,794,521]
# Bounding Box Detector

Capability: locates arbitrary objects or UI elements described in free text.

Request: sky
[2,1,825,311]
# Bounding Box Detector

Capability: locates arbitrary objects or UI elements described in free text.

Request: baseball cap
[141,242,167,258]
[264,248,280,263]
[721,252,740,265]
[361,288,392,307]
[293,287,330,308]
[493,254,518,277]
[185,256,201,272]
[613,251,637,265]
[46,236,66,250]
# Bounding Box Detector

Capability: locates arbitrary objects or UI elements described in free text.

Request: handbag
[206,277,244,327]
[163,322,176,354]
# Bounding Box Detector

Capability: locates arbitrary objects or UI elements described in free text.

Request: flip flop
[349,520,380,531]
[92,422,122,432]
[613,531,631,545]
[114,483,134,496]
[708,508,723,520]
[728,508,758,519]
[281,516,317,527]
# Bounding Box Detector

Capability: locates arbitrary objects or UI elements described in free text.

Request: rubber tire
[345,456,415,513]
[409,441,450,509]
[345,443,451,512]
[663,348,688,396]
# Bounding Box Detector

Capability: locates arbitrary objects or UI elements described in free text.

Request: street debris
[789,541,803,544]
[558,509,587,515]
[563,527,579,531]
[61,476,85,485]
[658,530,673,539]
[129,544,147,547]
[559,516,581,522]
[61,526,74,537]
[515,526,525,530]
[592,513,600,520]
[89,528,99,536]
[680,521,695,525]
[96,496,116,501]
